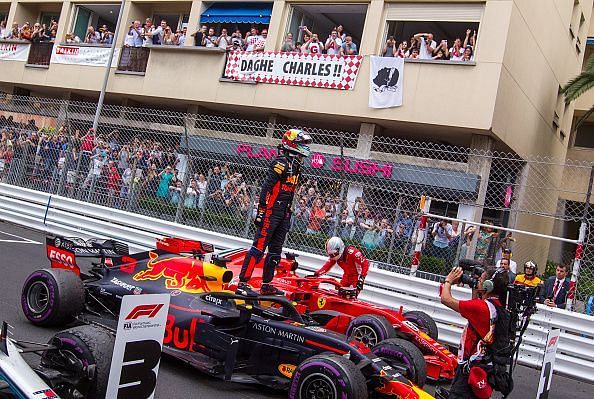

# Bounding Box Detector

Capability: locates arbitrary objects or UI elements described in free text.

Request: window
[382,3,483,62]
[285,3,367,48]
[573,121,594,148]
[71,3,121,44]
[200,2,272,36]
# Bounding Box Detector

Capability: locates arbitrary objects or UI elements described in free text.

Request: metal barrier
[1,182,593,383]
[26,42,53,66]
[117,46,150,73]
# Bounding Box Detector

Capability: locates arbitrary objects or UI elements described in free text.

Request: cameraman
[440,266,510,399]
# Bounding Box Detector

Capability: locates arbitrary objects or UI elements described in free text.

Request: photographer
[440,264,511,398]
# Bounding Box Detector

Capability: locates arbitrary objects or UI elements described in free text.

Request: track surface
[1,222,592,399]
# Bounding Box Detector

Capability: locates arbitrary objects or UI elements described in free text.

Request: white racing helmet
[325,236,345,260]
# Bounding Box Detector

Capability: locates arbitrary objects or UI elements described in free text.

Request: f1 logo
[125,304,164,320]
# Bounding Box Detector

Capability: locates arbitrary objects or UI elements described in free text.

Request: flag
[369,56,404,108]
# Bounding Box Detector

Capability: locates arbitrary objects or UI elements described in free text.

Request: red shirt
[316,246,370,287]
[458,298,501,361]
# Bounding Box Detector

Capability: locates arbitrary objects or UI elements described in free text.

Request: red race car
[222,248,458,382]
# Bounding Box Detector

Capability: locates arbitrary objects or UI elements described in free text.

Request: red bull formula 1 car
[21,236,435,399]
[221,248,458,382]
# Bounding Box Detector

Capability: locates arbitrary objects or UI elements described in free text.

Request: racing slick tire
[346,314,396,347]
[403,310,439,341]
[372,338,427,388]
[289,354,367,399]
[21,268,85,327]
[42,325,115,399]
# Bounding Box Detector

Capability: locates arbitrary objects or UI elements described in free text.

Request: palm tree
[562,54,594,130]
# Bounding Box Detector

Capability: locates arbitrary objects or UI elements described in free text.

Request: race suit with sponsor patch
[316,246,370,288]
[239,154,301,284]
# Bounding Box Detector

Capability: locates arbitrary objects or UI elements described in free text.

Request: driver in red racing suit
[236,129,312,297]
[312,237,370,294]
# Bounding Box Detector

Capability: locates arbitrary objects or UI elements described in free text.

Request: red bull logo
[133,252,232,293]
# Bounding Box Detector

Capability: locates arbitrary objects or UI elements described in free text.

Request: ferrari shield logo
[317,297,326,309]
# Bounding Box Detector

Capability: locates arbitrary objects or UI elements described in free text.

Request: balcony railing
[26,42,54,67]
[117,46,150,73]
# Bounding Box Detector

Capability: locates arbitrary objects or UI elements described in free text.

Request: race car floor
[1,221,592,399]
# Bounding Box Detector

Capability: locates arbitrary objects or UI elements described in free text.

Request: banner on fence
[0,43,30,61]
[51,45,120,67]
[369,56,404,108]
[224,51,363,90]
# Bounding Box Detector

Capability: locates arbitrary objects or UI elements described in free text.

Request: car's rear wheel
[403,310,439,340]
[372,338,427,387]
[289,354,367,399]
[346,314,396,347]
[42,325,115,399]
[21,268,85,327]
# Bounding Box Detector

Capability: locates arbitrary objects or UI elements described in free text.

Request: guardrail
[1,182,593,383]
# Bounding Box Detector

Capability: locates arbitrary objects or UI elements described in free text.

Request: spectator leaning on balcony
[176,27,186,46]
[99,25,114,45]
[413,32,436,59]
[217,28,230,50]
[382,36,397,57]
[126,21,143,47]
[254,29,267,52]
[162,26,176,45]
[303,29,322,55]
[325,29,342,55]
[340,36,358,55]
[281,32,295,52]
[0,21,6,38]
[191,25,207,47]
[245,27,260,51]
[84,26,100,44]
[202,28,217,48]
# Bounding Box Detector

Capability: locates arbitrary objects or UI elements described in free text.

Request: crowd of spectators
[382,29,476,61]
[64,24,115,45]
[0,20,58,42]
[280,25,359,55]
[124,18,188,47]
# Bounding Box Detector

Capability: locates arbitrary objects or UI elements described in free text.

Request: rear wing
[46,235,129,275]
[156,237,214,254]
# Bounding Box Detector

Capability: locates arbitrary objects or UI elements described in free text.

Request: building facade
[0,0,593,269]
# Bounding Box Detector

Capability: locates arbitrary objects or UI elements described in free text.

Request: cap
[468,367,492,399]
[232,38,241,46]
[503,248,511,254]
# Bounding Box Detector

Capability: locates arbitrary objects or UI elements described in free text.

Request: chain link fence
[1,92,594,311]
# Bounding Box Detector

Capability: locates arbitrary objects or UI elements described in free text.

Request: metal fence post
[568,166,594,310]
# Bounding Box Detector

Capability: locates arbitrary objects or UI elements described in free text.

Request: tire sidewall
[403,310,439,340]
[346,315,392,345]
[289,359,354,399]
[21,270,58,324]
[372,340,426,387]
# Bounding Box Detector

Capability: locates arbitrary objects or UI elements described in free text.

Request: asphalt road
[0,221,592,399]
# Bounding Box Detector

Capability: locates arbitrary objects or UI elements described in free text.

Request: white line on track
[0,239,42,244]
[0,229,42,244]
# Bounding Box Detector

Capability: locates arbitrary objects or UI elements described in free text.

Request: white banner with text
[51,45,120,67]
[225,51,363,90]
[0,43,30,62]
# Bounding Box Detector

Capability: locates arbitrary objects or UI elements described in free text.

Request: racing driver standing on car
[312,237,370,296]
[236,129,312,297]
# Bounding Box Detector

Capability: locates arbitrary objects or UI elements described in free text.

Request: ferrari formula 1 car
[21,236,435,399]
[0,321,114,399]
[222,248,458,382]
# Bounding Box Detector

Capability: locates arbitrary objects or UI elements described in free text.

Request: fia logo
[124,322,132,330]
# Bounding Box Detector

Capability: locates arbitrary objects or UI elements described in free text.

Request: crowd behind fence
[1,92,594,312]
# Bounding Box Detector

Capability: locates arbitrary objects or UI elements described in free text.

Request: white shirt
[218,35,230,49]
[142,26,154,46]
[307,41,322,54]
[246,35,260,51]
[419,37,437,59]
[325,37,342,55]
[496,259,517,274]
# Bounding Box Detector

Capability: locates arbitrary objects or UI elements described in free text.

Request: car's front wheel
[42,325,115,399]
[289,354,367,399]
[346,314,396,347]
[403,310,439,341]
[21,268,85,327]
[372,338,427,387]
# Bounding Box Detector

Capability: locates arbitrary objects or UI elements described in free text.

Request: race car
[0,321,114,399]
[21,236,436,399]
[222,248,458,382]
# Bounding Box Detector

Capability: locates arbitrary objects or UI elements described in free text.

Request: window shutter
[386,3,485,22]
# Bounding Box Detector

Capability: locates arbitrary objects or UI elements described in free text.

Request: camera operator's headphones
[482,269,505,293]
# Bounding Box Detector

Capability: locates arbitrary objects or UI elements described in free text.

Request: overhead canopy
[201,2,273,24]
